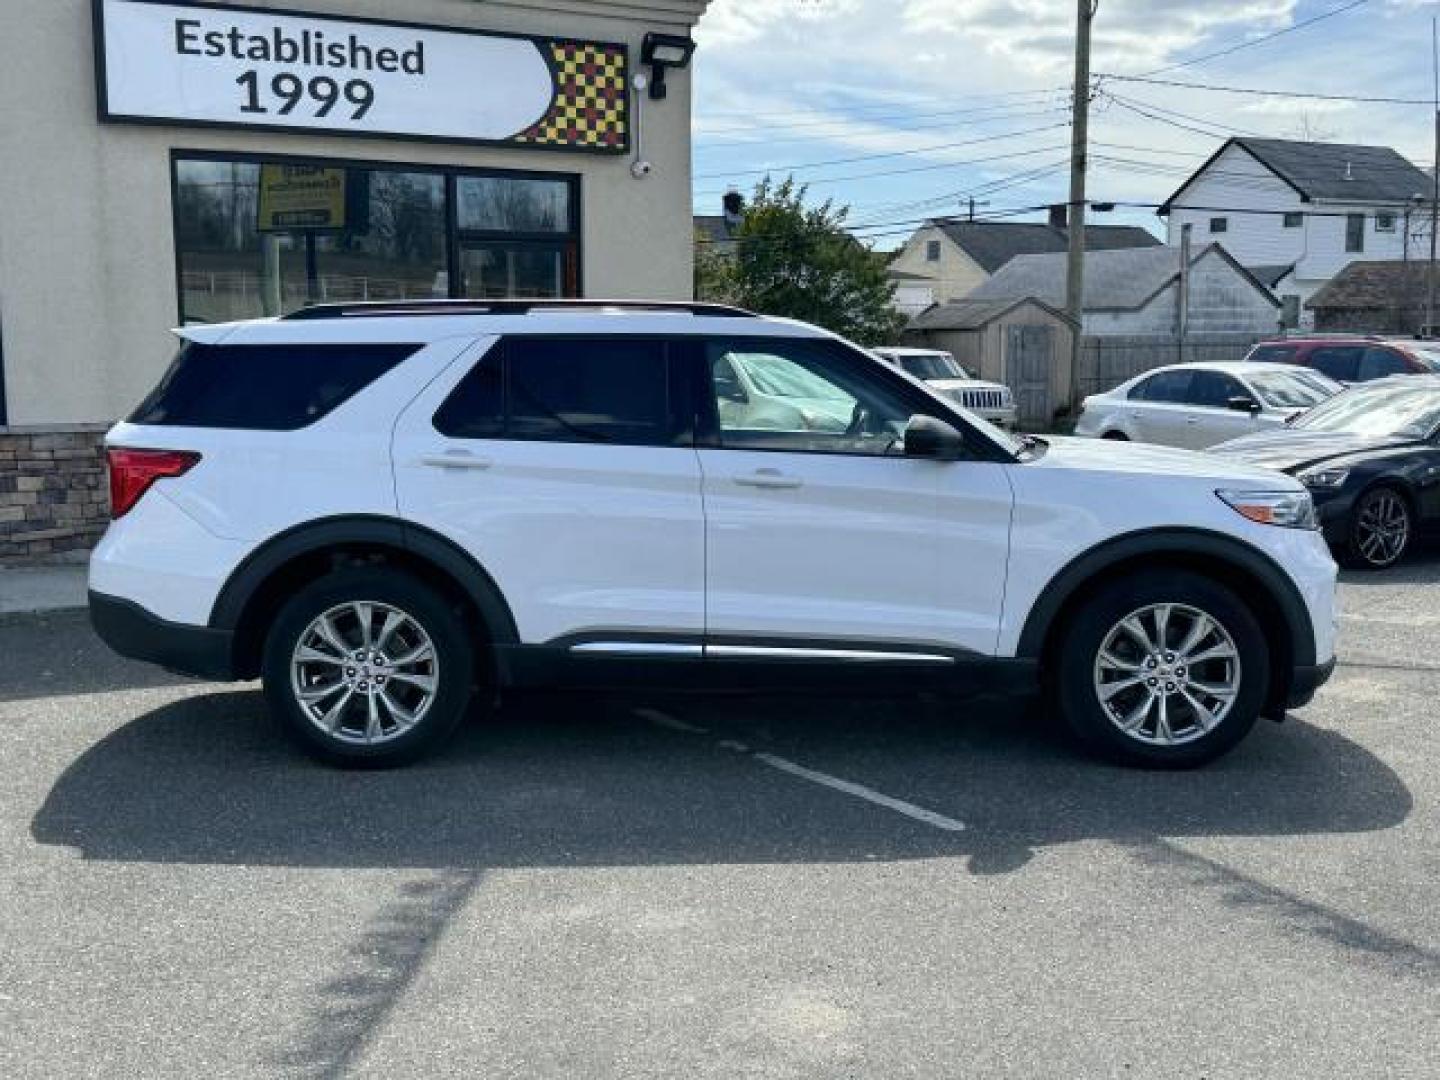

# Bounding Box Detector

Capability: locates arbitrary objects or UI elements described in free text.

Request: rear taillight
[106,448,201,519]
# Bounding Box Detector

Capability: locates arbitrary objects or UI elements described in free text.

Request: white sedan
[1074,362,1342,451]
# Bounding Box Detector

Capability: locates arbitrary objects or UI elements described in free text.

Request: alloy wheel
[289,601,440,746]
[1093,603,1242,747]
[1355,490,1410,568]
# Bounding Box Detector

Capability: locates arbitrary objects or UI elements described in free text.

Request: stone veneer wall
[0,426,110,565]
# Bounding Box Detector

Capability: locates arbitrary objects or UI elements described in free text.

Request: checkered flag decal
[516,41,629,151]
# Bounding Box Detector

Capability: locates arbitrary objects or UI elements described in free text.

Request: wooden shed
[904,297,1078,427]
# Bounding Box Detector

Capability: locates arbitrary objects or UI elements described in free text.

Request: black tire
[1339,485,1413,571]
[1101,431,1130,441]
[261,567,474,768]
[1051,570,1269,769]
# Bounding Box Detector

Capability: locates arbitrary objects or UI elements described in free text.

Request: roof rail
[282,299,758,321]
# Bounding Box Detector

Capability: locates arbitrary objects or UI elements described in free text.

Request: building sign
[256,165,346,231]
[94,0,629,152]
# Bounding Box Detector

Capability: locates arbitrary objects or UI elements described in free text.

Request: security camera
[631,159,654,179]
[632,72,650,92]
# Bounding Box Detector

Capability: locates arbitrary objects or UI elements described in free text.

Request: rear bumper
[89,590,237,681]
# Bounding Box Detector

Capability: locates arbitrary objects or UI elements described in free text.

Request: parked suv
[1246,336,1440,383]
[872,347,1018,430]
[90,301,1337,769]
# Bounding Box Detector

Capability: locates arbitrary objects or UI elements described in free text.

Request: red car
[1246,336,1440,383]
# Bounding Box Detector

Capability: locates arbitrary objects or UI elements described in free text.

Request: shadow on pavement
[31,686,1412,875]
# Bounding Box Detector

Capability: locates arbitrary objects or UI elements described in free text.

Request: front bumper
[1286,657,1337,710]
[1309,487,1358,546]
[976,408,1019,430]
[89,590,237,681]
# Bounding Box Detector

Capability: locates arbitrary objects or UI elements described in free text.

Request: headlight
[1298,466,1351,490]
[1216,489,1319,530]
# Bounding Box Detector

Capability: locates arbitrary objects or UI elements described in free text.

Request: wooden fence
[1076,333,1261,399]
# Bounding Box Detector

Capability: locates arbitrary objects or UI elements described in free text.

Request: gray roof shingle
[909,298,1031,331]
[1166,138,1432,209]
[934,221,1160,274]
[966,245,1190,310]
[1306,260,1428,310]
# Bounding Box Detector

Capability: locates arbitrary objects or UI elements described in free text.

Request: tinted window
[1308,346,1362,382]
[130,342,413,430]
[706,339,917,457]
[434,337,677,446]
[1247,345,1298,365]
[1131,370,1193,403]
[1358,347,1412,381]
[1188,371,1247,409]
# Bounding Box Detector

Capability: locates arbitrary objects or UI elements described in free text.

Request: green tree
[697,177,906,345]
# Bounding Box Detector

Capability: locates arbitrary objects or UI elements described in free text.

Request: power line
[695,86,1066,122]
[1094,72,1432,106]
[695,105,1070,149]
[1100,90,1266,139]
[1137,0,1370,78]
[693,123,1071,180]
[692,143,1071,196]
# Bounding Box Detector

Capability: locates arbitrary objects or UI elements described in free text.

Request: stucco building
[0,0,710,562]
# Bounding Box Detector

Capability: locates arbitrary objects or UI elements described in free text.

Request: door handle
[421,451,494,471]
[1185,417,1201,425]
[733,468,803,490]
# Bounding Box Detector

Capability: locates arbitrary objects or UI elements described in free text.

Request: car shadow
[31,686,1412,876]
[1339,547,1440,586]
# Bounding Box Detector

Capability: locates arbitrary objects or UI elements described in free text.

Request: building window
[172,153,580,324]
[1210,217,1228,234]
[1375,211,1397,233]
[1283,212,1303,229]
[925,239,941,262]
[1346,213,1366,253]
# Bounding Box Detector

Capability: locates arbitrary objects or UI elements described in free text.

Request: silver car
[873,347,1019,430]
[1073,362,1342,450]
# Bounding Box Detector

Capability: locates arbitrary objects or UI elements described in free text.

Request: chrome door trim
[705,645,956,664]
[569,642,705,657]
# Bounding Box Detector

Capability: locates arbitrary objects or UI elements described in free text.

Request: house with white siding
[1160,138,1435,329]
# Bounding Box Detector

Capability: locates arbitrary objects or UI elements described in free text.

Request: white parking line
[638,708,966,833]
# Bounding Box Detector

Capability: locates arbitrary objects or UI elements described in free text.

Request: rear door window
[1130,370,1193,403]
[1307,346,1363,382]
[129,342,416,430]
[434,337,686,447]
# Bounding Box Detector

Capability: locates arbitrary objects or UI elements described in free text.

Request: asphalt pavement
[1,560,1438,1078]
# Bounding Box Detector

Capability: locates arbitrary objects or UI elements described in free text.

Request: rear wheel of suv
[261,568,474,767]
[1052,570,1268,768]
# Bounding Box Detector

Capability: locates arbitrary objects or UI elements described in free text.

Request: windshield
[1294,385,1440,438]
[732,353,853,401]
[1242,369,1337,409]
[898,353,965,380]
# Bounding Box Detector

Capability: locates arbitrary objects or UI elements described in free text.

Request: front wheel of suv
[261,568,475,768]
[1052,570,1269,768]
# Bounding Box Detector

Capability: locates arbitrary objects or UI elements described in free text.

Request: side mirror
[904,415,966,460]
[1227,395,1262,414]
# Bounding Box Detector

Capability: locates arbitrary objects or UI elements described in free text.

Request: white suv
[89,301,1338,769]
[873,347,1018,430]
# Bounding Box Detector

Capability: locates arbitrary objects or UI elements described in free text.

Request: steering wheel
[845,401,871,437]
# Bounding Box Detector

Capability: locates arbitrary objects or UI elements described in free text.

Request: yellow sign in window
[257,165,347,231]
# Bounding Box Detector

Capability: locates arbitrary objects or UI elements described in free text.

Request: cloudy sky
[690,0,1440,244]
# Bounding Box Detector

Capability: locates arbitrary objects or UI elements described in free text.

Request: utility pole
[1429,17,1439,335]
[1065,0,1097,411]
[967,197,990,221]
[1178,222,1192,365]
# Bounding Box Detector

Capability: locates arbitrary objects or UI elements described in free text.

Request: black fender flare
[209,513,521,646]
[1015,527,1317,668]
